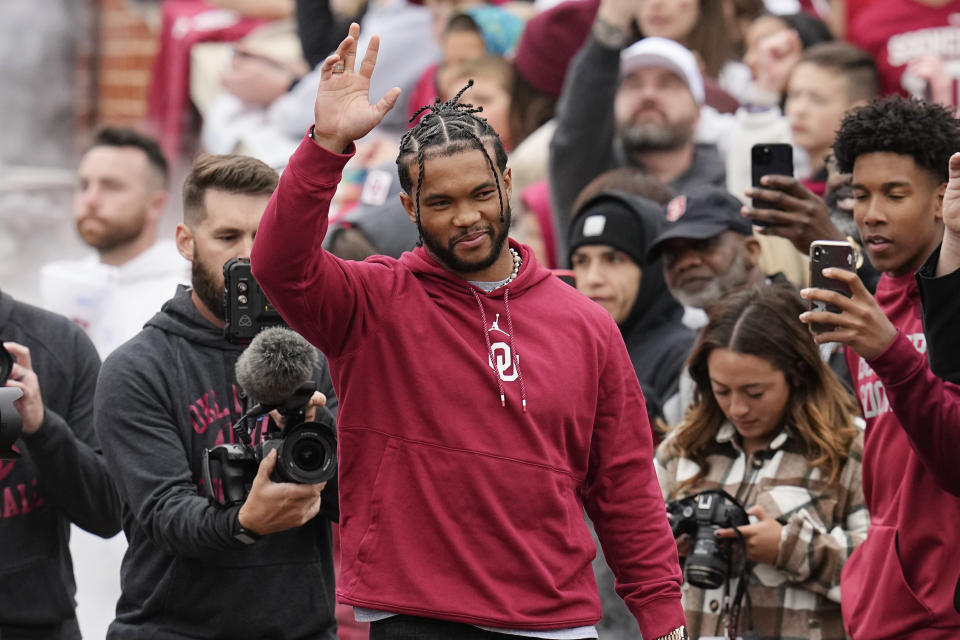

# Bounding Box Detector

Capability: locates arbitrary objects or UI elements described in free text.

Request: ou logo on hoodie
[489,343,518,382]
[487,313,518,382]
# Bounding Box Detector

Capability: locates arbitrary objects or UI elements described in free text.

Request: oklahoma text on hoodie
[841,272,960,638]
[251,136,685,638]
[94,287,340,639]
[0,290,121,639]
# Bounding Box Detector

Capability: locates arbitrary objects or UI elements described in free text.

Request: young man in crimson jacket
[251,23,686,640]
[801,96,960,639]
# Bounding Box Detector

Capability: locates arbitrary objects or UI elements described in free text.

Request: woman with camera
[655,285,867,640]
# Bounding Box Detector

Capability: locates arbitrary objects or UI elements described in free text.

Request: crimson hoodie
[842,272,960,638]
[251,136,685,636]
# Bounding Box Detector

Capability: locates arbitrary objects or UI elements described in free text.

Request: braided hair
[397,81,509,236]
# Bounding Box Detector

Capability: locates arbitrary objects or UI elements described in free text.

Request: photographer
[94,154,339,639]
[0,292,121,638]
[655,285,866,640]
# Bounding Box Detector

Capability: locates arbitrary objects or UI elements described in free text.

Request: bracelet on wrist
[592,16,632,50]
[655,626,688,640]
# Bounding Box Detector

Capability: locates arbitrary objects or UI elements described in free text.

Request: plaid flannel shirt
[655,423,867,640]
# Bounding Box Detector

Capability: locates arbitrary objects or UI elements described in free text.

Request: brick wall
[93,0,158,127]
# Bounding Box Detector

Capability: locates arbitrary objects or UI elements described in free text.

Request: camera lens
[754,146,772,163]
[292,439,323,471]
[813,247,823,260]
[277,422,337,484]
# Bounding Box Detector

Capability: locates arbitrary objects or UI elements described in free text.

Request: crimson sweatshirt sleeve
[252,135,398,359]
[582,320,685,638]
[867,330,960,497]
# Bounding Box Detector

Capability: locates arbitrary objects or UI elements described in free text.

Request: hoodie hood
[571,191,685,335]
[568,191,692,418]
[145,285,246,353]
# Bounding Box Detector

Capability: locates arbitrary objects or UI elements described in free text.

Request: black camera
[223,258,286,344]
[201,383,337,506]
[0,346,23,460]
[666,489,750,589]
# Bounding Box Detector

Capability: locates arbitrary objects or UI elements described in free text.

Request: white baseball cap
[620,37,705,105]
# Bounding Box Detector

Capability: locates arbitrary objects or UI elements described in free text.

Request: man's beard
[75,208,147,252]
[620,117,695,154]
[191,248,226,321]
[419,203,511,276]
[670,248,751,309]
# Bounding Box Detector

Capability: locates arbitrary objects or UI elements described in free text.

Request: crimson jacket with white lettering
[251,136,684,636]
[841,272,960,639]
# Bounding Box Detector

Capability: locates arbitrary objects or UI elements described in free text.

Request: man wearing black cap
[569,191,694,422]
[648,185,852,425]
[647,185,768,324]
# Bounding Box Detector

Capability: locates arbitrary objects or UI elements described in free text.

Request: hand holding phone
[750,143,794,225]
[808,240,857,334]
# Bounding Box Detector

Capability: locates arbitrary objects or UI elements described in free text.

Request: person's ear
[175,223,195,261]
[502,166,512,203]
[399,192,417,224]
[935,182,947,222]
[147,190,168,223]
[744,237,762,268]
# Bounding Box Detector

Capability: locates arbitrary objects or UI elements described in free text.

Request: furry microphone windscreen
[235,327,318,407]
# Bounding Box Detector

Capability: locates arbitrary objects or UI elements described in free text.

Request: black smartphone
[809,240,857,334]
[751,143,794,225]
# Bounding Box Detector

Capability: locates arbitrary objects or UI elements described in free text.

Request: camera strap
[727,558,756,640]
[716,491,753,640]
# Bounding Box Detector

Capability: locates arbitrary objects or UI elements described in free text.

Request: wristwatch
[592,16,632,50]
[232,509,261,545]
[655,626,688,640]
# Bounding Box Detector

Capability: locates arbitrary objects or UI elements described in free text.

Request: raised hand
[3,342,44,435]
[743,175,845,254]
[311,22,402,154]
[596,0,639,31]
[799,267,897,360]
[938,152,960,275]
[754,29,802,95]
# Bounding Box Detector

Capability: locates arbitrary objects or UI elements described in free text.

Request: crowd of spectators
[3,0,960,638]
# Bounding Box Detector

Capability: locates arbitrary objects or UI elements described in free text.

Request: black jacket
[0,291,121,639]
[917,246,960,384]
[604,193,694,421]
[96,287,339,639]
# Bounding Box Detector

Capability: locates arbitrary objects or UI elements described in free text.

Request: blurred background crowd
[2,0,959,637]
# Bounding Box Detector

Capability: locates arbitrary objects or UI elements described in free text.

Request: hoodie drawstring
[471,288,528,413]
[502,289,528,413]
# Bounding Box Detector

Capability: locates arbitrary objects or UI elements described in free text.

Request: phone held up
[751,143,794,226]
[809,240,857,334]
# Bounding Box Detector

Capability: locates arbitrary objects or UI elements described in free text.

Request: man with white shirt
[37,126,187,640]
[39,127,188,357]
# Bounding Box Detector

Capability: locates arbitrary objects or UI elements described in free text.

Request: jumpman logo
[489,313,510,337]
